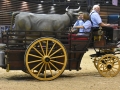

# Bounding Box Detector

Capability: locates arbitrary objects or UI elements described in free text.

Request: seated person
[70,11,84,33]
[90,4,113,43]
[73,11,84,30]
[69,12,92,41]
[72,12,92,36]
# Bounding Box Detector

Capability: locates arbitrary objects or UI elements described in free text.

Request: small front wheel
[97,54,120,77]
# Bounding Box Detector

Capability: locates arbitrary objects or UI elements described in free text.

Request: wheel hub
[45,57,50,62]
[107,64,112,69]
[42,56,50,62]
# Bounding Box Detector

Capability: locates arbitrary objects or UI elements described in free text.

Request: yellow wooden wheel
[97,54,120,77]
[24,37,67,81]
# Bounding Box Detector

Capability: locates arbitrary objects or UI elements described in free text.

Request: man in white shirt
[90,5,113,43]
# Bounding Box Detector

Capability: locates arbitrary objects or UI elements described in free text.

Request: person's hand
[73,26,76,29]
[69,28,76,32]
[71,29,76,32]
[69,26,79,33]
[106,24,111,26]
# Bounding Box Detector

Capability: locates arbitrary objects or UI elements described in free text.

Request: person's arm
[94,13,111,27]
[91,13,110,27]
[73,20,79,26]
[70,26,84,32]
[73,26,84,29]
[99,22,111,27]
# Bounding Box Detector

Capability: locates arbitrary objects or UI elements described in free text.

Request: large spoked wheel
[97,54,120,77]
[24,37,67,81]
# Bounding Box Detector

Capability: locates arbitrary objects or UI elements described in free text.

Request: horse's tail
[10,11,20,31]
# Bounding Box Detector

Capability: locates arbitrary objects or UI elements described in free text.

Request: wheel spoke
[93,57,100,69]
[46,40,48,55]
[37,63,45,76]
[29,54,42,59]
[48,63,53,76]
[113,61,119,66]
[102,70,108,75]
[109,57,112,63]
[111,68,116,74]
[48,43,56,56]
[112,67,118,70]
[32,47,43,57]
[103,65,107,71]
[106,55,108,60]
[44,64,47,78]
[110,57,115,63]
[109,71,113,76]
[114,63,119,65]
[99,64,103,68]
[49,62,59,72]
[28,59,42,64]
[39,41,45,55]
[105,70,110,76]
[103,59,107,64]
[114,59,119,63]
[51,55,65,59]
[50,60,64,65]
[50,48,62,57]
[31,62,43,71]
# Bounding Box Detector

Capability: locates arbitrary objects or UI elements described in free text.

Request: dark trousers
[92,26,113,43]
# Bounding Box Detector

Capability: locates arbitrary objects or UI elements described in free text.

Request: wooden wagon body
[0,30,92,80]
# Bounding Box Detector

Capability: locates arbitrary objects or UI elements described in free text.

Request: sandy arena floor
[0,48,120,90]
